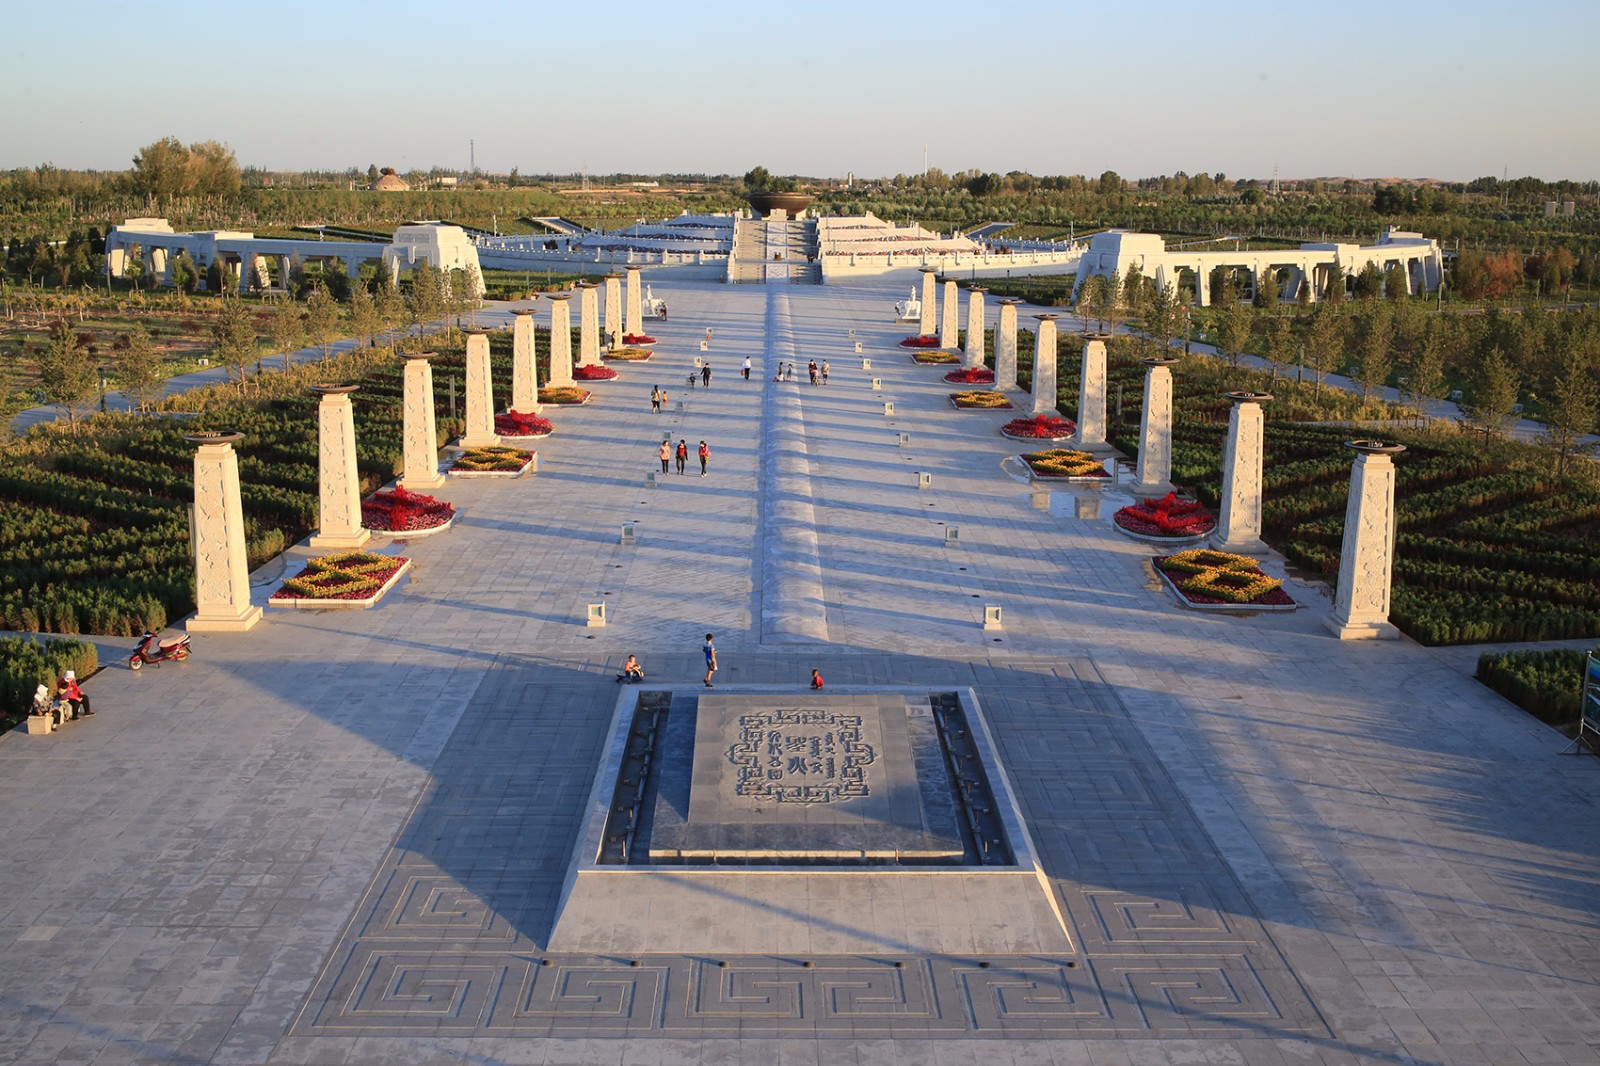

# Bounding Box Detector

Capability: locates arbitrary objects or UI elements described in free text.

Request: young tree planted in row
[34,320,97,431]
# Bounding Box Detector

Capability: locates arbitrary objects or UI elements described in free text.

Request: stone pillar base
[1209,534,1268,555]
[1132,479,1175,498]
[458,434,501,450]
[308,529,372,551]
[1325,617,1400,640]
[1071,436,1119,455]
[188,605,265,633]
[401,472,445,490]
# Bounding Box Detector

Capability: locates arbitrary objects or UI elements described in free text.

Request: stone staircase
[729,216,820,284]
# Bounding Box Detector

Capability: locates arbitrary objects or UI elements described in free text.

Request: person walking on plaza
[650,385,661,413]
[808,360,818,385]
[658,439,670,474]
[821,360,830,385]
[701,361,712,388]
[698,440,710,477]
[675,439,688,475]
[742,356,751,380]
[58,669,92,718]
[703,633,718,688]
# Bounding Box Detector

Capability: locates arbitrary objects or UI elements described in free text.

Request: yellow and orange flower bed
[1153,549,1295,610]
[949,390,1014,410]
[450,445,536,477]
[1021,448,1107,479]
[911,349,961,364]
[271,550,410,609]
[540,386,592,405]
[603,347,654,361]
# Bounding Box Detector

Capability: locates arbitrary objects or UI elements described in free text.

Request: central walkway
[2,279,1599,1064]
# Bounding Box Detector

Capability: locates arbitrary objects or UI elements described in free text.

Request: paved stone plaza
[3,279,1600,1064]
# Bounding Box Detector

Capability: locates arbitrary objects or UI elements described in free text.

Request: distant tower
[470,139,476,173]
[1271,165,1281,197]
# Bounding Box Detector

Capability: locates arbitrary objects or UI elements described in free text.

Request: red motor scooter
[129,630,191,670]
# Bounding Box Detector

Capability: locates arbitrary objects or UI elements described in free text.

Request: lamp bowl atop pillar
[1222,391,1273,404]
[1140,356,1181,368]
[403,351,437,362]
[746,191,814,218]
[1085,332,1113,341]
[183,430,244,446]
[310,384,360,396]
[462,327,491,336]
[1033,313,1060,322]
[1344,439,1407,455]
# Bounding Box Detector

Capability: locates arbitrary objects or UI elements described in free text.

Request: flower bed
[539,386,592,405]
[949,390,1014,410]
[1113,492,1217,541]
[449,445,536,478]
[574,364,618,381]
[361,486,455,535]
[1001,415,1077,441]
[622,332,656,345]
[1021,448,1108,479]
[494,410,554,437]
[1153,549,1295,610]
[604,347,653,361]
[271,550,410,609]
[900,334,941,348]
[944,367,995,385]
[911,349,961,364]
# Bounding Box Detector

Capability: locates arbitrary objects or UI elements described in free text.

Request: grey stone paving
[0,279,1598,1064]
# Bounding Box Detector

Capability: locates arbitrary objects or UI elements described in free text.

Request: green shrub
[1476,648,1592,726]
[0,635,99,726]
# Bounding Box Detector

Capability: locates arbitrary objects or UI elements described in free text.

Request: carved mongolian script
[726,709,877,804]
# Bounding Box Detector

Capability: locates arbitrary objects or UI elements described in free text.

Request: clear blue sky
[5,0,1596,182]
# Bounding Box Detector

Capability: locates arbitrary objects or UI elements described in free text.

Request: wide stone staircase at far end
[730,214,820,283]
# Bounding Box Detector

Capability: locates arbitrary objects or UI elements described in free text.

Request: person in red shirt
[59,669,92,718]
[810,669,824,690]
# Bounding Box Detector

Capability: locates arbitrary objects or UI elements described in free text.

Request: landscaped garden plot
[1152,548,1295,611]
[270,550,410,609]
[1020,448,1108,480]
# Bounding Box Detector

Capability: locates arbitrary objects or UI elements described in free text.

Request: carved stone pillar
[309,385,371,550]
[1031,315,1059,417]
[1327,441,1405,639]
[1134,357,1179,495]
[940,280,960,350]
[918,267,938,336]
[964,287,986,369]
[185,432,264,633]
[511,308,541,414]
[604,273,622,349]
[401,353,444,489]
[624,266,643,338]
[1075,335,1110,449]
[995,299,1020,391]
[547,293,574,387]
[459,329,500,449]
[1211,392,1272,554]
[577,282,600,367]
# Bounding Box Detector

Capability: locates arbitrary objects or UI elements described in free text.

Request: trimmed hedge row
[1477,648,1592,726]
[0,635,99,726]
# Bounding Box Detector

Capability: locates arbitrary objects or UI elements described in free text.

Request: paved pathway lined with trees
[1,279,1598,1064]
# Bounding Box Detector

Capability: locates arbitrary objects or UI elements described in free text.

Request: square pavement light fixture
[662,431,672,443]
[883,401,895,416]
[917,471,932,490]
[675,401,685,412]
[586,602,607,628]
[899,432,911,447]
[693,355,703,369]
[646,472,658,489]
[944,525,960,546]
[983,605,1003,630]
[872,378,883,391]
[620,522,637,545]
[854,341,863,353]
[861,358,872,370]
[699,340,709,352]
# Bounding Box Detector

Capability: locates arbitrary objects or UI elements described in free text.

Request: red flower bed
[944,366,994,385]
[623,332,656,345]
[899,334,941,348]
[1114,493,1217,538]
[574,364,618,380]
[362,487,454,533]
[495,410,554,437]
[1001,416,1077,439]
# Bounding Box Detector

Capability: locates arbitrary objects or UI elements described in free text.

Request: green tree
[1323,262,1347,304]
[211,297,258,388]
[1304,304,1346,398]
[1405,323,1448,424]
[1145,282,1180,353]
[1077,274,1109,332]
[366,163,380,185]
[304,285,340,360]
[347,284,379,350]
[375,272,404,348]
[115,324,163,412]
[1384,264,1410,301]
[408,265,443,336]
[1253,269,1277,309]
[1265,313,1295,384]
[1351,304,1394,403]
[1121,263,1147,322]
[459,262,483,328]
[268,296,305,371]
[1353,261,1384,300]
[34,320,97,431]
[1539,348,1599,474]
[1465,347,1521,441]
[1215,298,1252,367]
